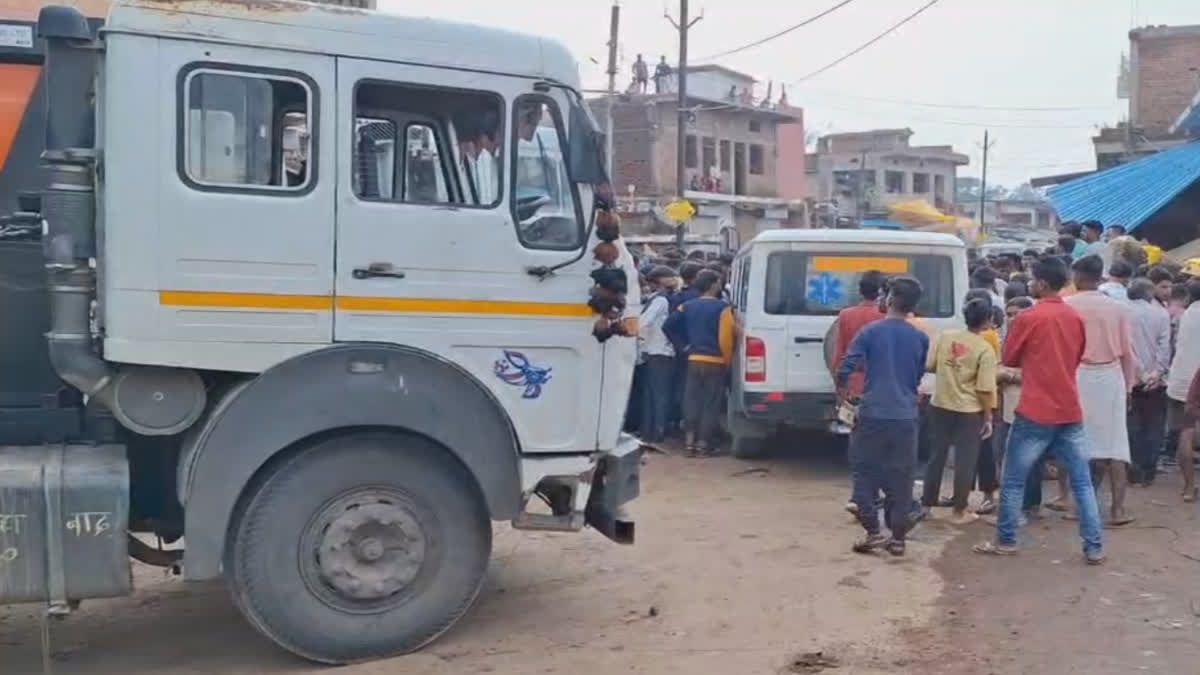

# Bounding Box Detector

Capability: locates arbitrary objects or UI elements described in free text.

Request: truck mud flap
[584,434,640,544]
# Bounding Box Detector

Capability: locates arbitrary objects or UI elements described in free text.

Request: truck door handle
[353,263,406,280]
[794,337,823,344]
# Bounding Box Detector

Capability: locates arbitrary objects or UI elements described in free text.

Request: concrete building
[590,64,808,241]
[958,198,1059,235]
[806,129,968,217]
[1093,24,1200,169]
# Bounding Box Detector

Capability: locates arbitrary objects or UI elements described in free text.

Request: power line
[794,87,1115,113]
[695,0,857,61]
[795,0,944,83]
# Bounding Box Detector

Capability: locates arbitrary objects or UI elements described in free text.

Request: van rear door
[764,247,958,394]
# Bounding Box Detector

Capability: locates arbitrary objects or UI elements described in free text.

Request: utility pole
[666,0,702,247]
[604,2,620,175]
[978,130,995,239]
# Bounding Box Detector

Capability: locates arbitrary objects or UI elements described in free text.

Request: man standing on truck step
[832,270,886,516]
[663,269,735,457]
[836,277,929,557]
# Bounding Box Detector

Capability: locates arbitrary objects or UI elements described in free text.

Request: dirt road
[2,446,1199,674]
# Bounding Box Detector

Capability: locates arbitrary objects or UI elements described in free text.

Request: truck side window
[511,96,584,251]
[353,81,502,207]
[353,118,396,199]
[181,67,315,192]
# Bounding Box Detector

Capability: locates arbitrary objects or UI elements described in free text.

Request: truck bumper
[584,433,641,544]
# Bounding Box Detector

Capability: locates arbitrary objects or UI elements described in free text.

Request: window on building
[934,174,946,198]
[511,96,584,250]
[832,170,855,197]
[182,67,314,191]
[912,172,930,194]
[702,136,717,173]
[748,143,764,175]
[352,80,503,206]
[719,140,731,172]
[685,135,698,169]
[885,170,905,194]
[1036,210,1051,229]
[749,118,762,133]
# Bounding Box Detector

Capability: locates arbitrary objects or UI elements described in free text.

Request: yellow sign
[664,199,696,223]
[812,256,910,274]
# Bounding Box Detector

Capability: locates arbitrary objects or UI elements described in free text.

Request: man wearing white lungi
[1066,255,1138,526]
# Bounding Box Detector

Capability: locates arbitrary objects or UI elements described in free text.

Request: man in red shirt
[832,270,887,398]
[974,257,1105,565]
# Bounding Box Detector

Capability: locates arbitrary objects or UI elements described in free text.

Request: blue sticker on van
[806,272,844,306]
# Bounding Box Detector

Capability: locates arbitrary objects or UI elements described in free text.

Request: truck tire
[225,431,491,664]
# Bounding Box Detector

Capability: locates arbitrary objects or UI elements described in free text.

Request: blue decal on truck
[494,350,552,399]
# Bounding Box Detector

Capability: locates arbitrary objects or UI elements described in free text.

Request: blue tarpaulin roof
[1047,140,1200,232]
[861,218,906,230]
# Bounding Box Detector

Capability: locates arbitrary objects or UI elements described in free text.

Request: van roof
[106,0,581,88]
[746,228,965,248]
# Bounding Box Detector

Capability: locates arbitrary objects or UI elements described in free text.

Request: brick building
[1093,24,1200,169]
[589,65,807,239]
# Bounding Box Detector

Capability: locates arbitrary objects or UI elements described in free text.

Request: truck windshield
[764,251,955,318]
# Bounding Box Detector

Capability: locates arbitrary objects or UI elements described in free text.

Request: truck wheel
[225,431,491,664]
[731,433,766,459]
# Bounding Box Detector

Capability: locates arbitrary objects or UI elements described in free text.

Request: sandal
[1183,487,1198,503]
[885,539,906,557]
[1108,514,1136,527]
[1085,550,1107,566]
[975,498,997,515]
[1044,498,1068,512]
[973,541,1018,556]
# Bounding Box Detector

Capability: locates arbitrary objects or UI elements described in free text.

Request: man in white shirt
[1166,279,1200,502]
[1126,279,1171,485]
[638,266,678,443]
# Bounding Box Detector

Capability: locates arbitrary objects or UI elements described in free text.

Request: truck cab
[0,0,641,664]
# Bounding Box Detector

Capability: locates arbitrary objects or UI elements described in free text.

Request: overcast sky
[379,0,1200,187]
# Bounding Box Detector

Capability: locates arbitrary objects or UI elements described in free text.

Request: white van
[727,229,969,457]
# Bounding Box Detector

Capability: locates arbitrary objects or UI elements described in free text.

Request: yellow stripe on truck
[159,291,592,317]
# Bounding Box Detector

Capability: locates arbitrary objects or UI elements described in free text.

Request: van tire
[225,431,491,664]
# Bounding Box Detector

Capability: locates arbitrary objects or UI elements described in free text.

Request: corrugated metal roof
[1047,140,1200,231]
[1171,87,1200,134]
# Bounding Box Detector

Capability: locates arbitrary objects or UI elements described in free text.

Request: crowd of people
[626,219,1200,567]
[626,249,737,458]
[836,219,1200,565]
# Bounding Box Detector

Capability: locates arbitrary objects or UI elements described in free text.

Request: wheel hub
[312,497,427,603]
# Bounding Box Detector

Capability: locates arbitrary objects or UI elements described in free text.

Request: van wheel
[731,433,767,459]
[225,431,491,664]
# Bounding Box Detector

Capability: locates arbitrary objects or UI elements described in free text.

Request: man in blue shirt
[836,276,930,556]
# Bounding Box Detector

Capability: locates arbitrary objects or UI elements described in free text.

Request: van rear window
[764,252,954,317]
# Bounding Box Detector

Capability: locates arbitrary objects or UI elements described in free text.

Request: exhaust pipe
[38,7,112,406]
[37,7,206,437]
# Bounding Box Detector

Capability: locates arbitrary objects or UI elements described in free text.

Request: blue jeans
[640,355,674,441]
[997,414,1103,556]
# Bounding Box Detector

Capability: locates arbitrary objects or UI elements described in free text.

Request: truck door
[333,58,602,454]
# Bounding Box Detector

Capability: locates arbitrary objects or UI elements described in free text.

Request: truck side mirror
[567,99,606,186]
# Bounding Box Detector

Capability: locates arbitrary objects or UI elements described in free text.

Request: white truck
[0,0,641,664]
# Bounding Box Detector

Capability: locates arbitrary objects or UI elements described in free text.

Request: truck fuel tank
[0,444,130,605]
